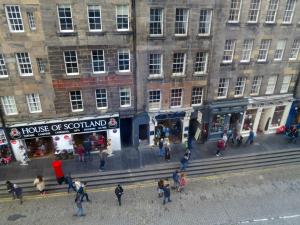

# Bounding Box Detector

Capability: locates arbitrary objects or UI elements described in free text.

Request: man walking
[245,128,254,144]
[6,181,23,204]
[162,184,171,205]
[158,138,164,157]
[99,150,107,172]
[65,173,76,193]
[83,137,92,161]
[115,184,124,206]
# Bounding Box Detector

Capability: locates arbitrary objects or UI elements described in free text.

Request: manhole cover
[7,214,26,221]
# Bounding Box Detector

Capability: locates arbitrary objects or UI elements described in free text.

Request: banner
[7,117,119,139]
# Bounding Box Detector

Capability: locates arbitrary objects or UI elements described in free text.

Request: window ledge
[193,73,207,76]
[281,22,293,26]
[220,62,233,66]
[115,71,132,76]
[246,22,259,25]
[148,35,165,40]
[148,75,164,80]
[57,32,78,37]
[29,111,42,114]
[173,35,189,40]
[171,74,186,78]
[86,31,106,36]
[264,22,277,26]
[256,60,269,64]
[226,21,240,26]
[71,110,84,113]
[197,34,212,39]
[91,72,108,77]
[113,31,133,35]
[0,76,9,80]
[240,61,251,65]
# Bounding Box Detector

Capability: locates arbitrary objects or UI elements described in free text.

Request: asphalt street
[1,164,300,225]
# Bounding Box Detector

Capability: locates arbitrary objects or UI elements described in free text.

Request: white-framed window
[1,96,18,115]
[257,39,271,62]
[149,8,163,36]
[175,8,189,35]
[274,40,286,61]
[240,39,253,62]
[95,89,107,109]
[250,76,262,95]
[265,75,278,95]
[91,50,105,73]
[26,93,42,113]
[148,90,161,109]
[248,0,261,23]
[265,0,279,23]
[228,0,242,23]
[280,75,292,93]
[191,87,203,106]
[16,52,33,76]
[172,53,186,76]
[37,59,45,74]
[87,5,102,32]
[118,50,130,72]
[222,40,235,63]
[27,12,36,31]
[0,54,8,77]
[218,78,229,98]
[149,53,162,77]
[234,77,246,97]
[199,9,212,36]
[119,87,131,107]
[57,5,73,32]
[116,5,129,31]
[289,40,300,60]
[194,52,208,75]
[69,91,83,112]
[5,5,24,32]
[217,78,229,98]
[170,88,183,108]
[64,50,79,75]
[282,0,296,24]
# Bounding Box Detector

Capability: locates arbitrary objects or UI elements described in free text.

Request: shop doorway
[257,108,273,133]
[120,118,132,147]
[139,124,149,142]
[25,137,54,158]
[73,131,107,151]
[155,119,182,144]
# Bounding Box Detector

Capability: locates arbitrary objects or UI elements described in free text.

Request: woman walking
[33,175,46,195]
[164,144,171,161]
[178,173,187,192]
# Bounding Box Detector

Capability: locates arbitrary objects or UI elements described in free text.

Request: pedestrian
[65,173,76,193]
[216,139,225,157]
[164,144,171,161]
[6,181,23,204]
[80,182,91,202]
[99,150,107,172]
[178,173,187,192]
[76,144,85,162]
[172,170,180,189]
[157,179,164,198]
[33,175,46,195]
[158,138,164,157]
[6,181,16,199]
[245,128,254,144]
[74,192,85,217]
[180,153,189,171]
[106,139,113,157]
[114,184,124,206]
[74,179,82,192]
[162,184,172,205]
[187,136,193,149]
[83,137,92,161]
[236,133,243,146]
[222,131,228,147]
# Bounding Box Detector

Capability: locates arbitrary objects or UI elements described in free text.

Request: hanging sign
[7,117,119,139]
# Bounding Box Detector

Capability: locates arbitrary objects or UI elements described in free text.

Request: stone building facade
[207,0,300,139]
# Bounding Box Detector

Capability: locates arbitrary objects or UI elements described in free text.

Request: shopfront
[149,109,193,146]
[241,94,293,136]
[6,115,121,162]
[0,128,11,162]
[286,100,300,129]
[208,99,248,140]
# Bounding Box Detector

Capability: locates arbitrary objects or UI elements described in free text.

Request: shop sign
[0,129,8,145]
[7,117,119,140]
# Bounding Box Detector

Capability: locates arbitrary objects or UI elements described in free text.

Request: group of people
[285,125,299,143]
[157,171,187,205]
[216,128,255,157]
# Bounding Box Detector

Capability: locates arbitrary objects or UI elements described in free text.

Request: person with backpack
[115,184,124,206]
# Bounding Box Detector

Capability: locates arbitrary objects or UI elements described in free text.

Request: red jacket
[217,139,225,150]
[76,146,85,155]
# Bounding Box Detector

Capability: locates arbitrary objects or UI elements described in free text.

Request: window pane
[175,8,188,35]
[118,50,130,71]
[88,5,102,31]
[92,50,105,73]
[0,54,8,76]
[95,89,107,108]
[170,89,182,107]
[16,52,33,76]
[149,8,163,35]
[116,5,129,30]
[5,5,24,32]
[199,9,212,35]
[149,90,161,109]
[64,50,79,75]
[58,5,73,32]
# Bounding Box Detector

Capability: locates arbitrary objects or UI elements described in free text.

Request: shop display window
[211,114,225,133]
[271,106,285,127]
[242,109,257,131]
[292,108,300,125]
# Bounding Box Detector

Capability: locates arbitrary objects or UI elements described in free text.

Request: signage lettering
[7,117,119,140]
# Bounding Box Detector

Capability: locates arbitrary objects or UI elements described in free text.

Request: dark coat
[163,185,171,197]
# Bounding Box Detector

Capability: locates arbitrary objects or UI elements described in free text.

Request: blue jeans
[76,206,84,216]
[67,183,76,193]
[163,196,171,204]
[180,161,188,171]
[245,137,253,144]
[159,148,165,156]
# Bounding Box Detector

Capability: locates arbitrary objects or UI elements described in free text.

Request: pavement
[0,133,299,182]
[2,164,300,225]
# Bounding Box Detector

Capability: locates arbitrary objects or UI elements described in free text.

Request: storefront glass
[271,106,285,127]
[242,109,257,131]
[211,114,225,133]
